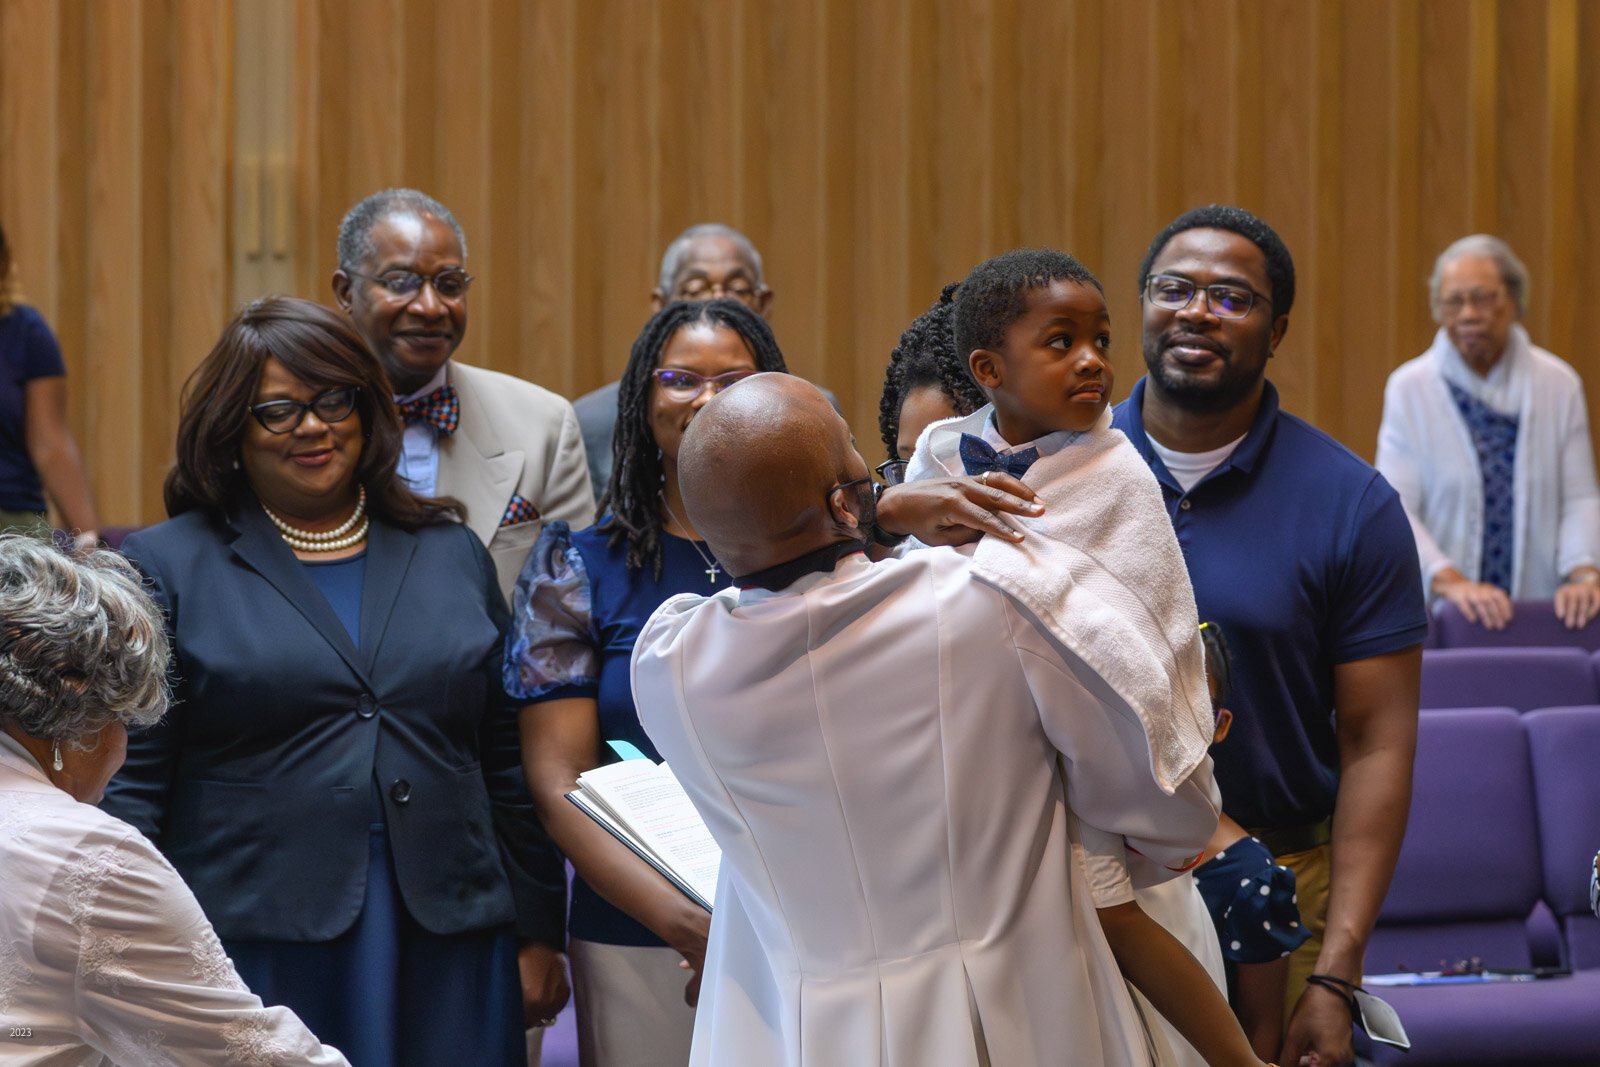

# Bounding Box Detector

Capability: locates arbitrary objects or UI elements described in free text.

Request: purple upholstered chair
[1525,707,1600,972]
[1366,708,1600,1065]
[1433,599,1600,651]
[1420,647,1598,711]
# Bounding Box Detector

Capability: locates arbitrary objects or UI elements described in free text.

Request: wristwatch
[869,484,908,548]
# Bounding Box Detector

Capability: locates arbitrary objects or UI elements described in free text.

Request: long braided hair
[878,282,987,460]
[600,299,787,576]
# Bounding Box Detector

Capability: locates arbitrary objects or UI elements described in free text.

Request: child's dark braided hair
[877,282,987,460]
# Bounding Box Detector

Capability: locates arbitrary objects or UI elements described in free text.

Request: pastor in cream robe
[632,547,1219,1067]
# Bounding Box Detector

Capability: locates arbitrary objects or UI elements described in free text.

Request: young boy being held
[906,250,1259,1067]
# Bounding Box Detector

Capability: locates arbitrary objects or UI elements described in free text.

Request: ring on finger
[979,471,992,487]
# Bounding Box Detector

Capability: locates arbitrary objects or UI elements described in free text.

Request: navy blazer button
[390,780,411,804]
[357,694,376,718]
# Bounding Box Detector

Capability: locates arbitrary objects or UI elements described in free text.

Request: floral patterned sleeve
[503,521,600,702]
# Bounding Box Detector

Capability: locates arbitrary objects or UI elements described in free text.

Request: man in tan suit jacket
[331,187,593,1063]
[332,187,595,603]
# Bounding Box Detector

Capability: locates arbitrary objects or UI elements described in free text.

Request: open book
[566,758,721,912]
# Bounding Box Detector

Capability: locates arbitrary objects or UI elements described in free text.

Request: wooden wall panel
[3,0,1600,524]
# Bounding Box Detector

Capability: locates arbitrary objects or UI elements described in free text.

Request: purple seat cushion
[1379,708,1540,924]
[1420,648,1598,710]
[1433,599,1600,651]
[1366,968,1600,1065]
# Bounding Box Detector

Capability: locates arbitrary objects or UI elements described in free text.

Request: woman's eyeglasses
[249,387,361,434]
[652,368,756,402]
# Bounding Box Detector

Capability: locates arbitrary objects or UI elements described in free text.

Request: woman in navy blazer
[102,297,567,1065]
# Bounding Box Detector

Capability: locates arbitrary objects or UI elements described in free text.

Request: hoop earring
[51,739,63,772]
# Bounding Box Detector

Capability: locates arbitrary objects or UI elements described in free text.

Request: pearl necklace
[263,486,370,553]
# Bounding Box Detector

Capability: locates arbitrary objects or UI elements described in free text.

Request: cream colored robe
[633,548,1219,1067]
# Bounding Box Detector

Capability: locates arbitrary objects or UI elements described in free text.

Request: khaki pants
[1277,842,1333,1027]
[568,938,696,1066]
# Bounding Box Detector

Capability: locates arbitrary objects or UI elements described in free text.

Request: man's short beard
[1141,341,1262,414]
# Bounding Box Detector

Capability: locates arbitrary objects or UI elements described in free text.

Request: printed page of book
[574,760,722,909]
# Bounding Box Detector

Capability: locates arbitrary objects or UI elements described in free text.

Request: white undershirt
[393,363,451,497]
[1147,433,1246,493]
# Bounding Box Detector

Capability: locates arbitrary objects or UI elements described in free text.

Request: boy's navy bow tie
[959,434,1039,478]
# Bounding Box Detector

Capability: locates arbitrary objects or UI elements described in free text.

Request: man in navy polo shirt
[1113,205,1426,1067]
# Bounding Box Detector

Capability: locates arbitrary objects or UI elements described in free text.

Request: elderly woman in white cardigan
[0,535,347,1066]
[1377,235,1600,631]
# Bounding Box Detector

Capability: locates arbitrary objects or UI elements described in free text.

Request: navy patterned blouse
[1448,381,1520,592]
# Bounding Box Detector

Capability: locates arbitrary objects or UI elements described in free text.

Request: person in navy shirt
[0,222,99,546]
[1112,205,1426,1067]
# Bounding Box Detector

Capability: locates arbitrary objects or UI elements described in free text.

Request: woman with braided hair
[877,281,987,476]
[505,299,784,1065]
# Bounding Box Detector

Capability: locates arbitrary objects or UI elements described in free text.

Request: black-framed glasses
[1198,620,1232,710]
[652,368,757,402]
[876,459,909,486]
[348,268,474,300]
[827,474,874,518]
[249,387,361,434]
[1145,274,1270,319]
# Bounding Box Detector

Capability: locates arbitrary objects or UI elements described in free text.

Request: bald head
[680,374,870,576]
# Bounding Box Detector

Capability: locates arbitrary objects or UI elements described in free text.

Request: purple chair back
[1369,708,1541,971]
[1432,600,1600,651]
[1525,706,1600,970]
[1420,647,1598,711]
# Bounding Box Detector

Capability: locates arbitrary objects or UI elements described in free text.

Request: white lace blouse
[0,732,348,1066]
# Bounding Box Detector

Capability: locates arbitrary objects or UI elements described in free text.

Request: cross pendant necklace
[659,491,723,585]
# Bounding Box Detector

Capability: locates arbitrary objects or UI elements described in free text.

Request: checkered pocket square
[499,494,540,528]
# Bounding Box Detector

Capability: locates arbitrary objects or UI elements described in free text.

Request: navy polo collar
[1122,376,1282,489]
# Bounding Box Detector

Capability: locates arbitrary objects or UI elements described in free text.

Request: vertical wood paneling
[1391,1,1428,366]
[83,1,143,521]
[0,1,59,322]
[1497,0,1547,327]
[1100,0,1159,360]
[1340,0,1398,455]
[851,0,910,439]
[4,0,1600,519]
[522,0,577,393]
[1542,0,1579,368]
[1257,0,1315,419]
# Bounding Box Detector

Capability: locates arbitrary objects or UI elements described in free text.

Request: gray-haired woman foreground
[0,535,347,1066]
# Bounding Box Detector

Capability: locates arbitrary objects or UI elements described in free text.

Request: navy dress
[228,552,523,1067]
[505,518,730,947]
[104,501,560,1067]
